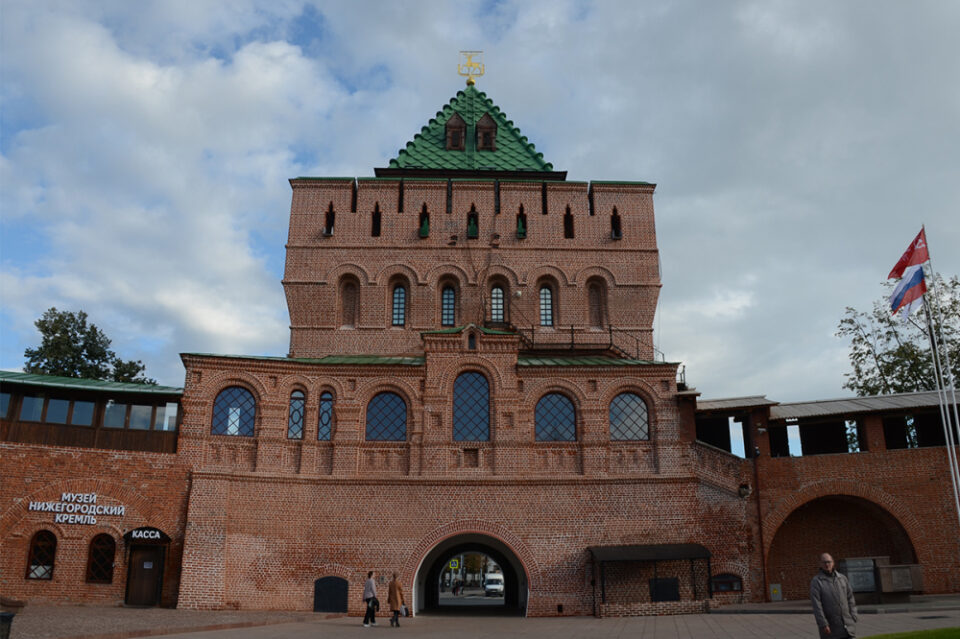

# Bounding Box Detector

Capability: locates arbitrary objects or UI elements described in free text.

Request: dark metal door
[126,546,163,606]
[314,576,348,613]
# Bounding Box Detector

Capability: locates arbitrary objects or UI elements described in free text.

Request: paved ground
[5,599,960,639]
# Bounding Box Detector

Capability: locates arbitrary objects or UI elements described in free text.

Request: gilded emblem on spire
[458,51,484,86]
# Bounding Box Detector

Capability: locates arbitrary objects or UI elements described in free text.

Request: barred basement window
[441,286,456,326]
[86,534,116,584]
[318,392,334,441]
[288,390,305,439]
[490,286,505,323]
[392,285,407,326]
[539,286,554,327]
[212,386,256,436]
[453,372,490,441]
[711,573,743,592]
[609,392,650,441]
[26,530,56,580]
[535,393,576,441]
[366,392,407,441]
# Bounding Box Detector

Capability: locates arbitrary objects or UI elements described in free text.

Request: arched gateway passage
[415,534,528,615]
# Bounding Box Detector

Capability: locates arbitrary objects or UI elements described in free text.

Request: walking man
[362,570,378,627]
[810,553,858,638]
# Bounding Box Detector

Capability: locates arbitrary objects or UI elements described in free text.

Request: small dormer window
[446,113,466,151]
[476,113,497,151]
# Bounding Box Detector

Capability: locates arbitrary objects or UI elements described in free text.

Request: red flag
[888,229,930,279]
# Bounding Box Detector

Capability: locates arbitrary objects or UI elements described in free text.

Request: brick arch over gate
[762,479,923,563]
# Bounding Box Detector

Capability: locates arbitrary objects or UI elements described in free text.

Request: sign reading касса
[28,492,125,525]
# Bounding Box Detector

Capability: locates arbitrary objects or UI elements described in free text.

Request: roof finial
[458,50,484,86]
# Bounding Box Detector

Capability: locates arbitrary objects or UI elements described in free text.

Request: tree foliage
[24,307,156,384]
[837,274,960,396]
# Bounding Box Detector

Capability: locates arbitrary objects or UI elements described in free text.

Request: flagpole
[919,230,960,530]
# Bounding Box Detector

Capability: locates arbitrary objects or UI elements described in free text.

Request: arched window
[467,206,479,239]
[371,204,382,237]
[392,285,407,326]
[609,392,650,441]
[26,530,56,579]
[587,280,607,328]
[366,392,407,441]
[539,285,554,327]
[419,208,430,238]
[288,390,305,440]
[211,386,256,437]
[535,393,576,441]
[441,286,457,326]
[86,534,116,584]
[453,372,490,441]
[563,207,574,239]
[516,206,527,239]
[490,285,505,323]
[341,278,359,327]
[318,392,334,441]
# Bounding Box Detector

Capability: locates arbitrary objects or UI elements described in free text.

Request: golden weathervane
[458,51,484,86]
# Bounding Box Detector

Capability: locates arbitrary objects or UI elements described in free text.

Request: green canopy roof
[387,85,555,173]
[0,370,182,395]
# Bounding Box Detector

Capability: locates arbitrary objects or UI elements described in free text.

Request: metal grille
[86,534,115,583]
[26,530,56,580]
[490,286,504,322]
[609,392,649,440]
[212,386,256,436]
[392,286,406,326]
[442,286,456,326]
[366,392,407,441]
[453,372,490,441]
[318,392,333,441]
[535,393,576,441]
[287,390,305,440]
[539,286,553,326]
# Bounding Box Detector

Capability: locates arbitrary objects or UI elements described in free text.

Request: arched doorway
[415,533,528,615]
[767,495,917,600]
[314,576,348,613]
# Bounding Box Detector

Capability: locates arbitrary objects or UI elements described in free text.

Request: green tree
[837,274,959,396]
[24,307,156,384]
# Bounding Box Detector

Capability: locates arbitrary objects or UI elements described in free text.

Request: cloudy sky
[2,1,958,401]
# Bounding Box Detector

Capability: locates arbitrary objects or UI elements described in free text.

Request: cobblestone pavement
[6,604,960,639]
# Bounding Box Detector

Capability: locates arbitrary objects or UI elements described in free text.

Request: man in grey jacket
[810,553,858,638]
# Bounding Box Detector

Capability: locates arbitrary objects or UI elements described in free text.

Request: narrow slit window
[441,286,456,326]
[563,207,574,239]
[318,392,334,441]
[491,286,505,323]
[539,286,554,327]
[611,208,622,239]
[392,285,407,326]
[324,203,335,236]
[371,205,382,237]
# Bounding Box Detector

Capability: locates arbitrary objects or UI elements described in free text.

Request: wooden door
[126,546,163,606]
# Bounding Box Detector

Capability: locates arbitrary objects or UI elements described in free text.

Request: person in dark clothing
[362,570,378,627]
[810,553,858,638]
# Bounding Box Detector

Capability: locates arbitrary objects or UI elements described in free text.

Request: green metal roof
[182,353,425,366]
[388,85,554,172]
[421,324,516,337]
[517,356,663,367]
[0,370,183,395]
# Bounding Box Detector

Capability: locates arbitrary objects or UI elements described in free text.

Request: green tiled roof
[182,353,425,366]
[389,85,554,172]
[517,356,663,367]
[0,370,183,395]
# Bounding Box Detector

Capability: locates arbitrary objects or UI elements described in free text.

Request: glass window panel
[318,392,334,441]
[288,390,305,439]
[153,403,179,431]
[86,534,115,584]
[26,530,56,580]
[1,392,11,418]
[535,393,576,441]
[45,398,70,424]
[212,387,256,436]
[129,405,152,430]
[20,395,44,422]
[103,402,128,428]
[71,401,95,426]
[491,286,504,323]
[392,286,407,326]
[539,287,554,326]
[441,286,456,326]
[609,392,650,441]
[453,372,490,441]
[366,392,407,441]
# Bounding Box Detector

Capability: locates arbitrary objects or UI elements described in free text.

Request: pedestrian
[362,570,378,627]
[388,572,406,627]
[810,553,858,638]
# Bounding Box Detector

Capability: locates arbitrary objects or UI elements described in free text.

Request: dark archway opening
[314,576,348,613]
[416,535,527,616]
[767,495,916,600]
